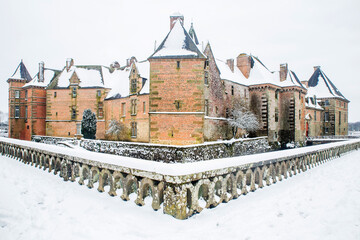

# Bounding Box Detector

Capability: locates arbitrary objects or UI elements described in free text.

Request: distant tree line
[349,122,360,131]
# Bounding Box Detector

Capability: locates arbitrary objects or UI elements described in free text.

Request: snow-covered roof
[188,22,199,45]
[105,60,150,100]
[305,95,323,110]
[9,61,32,81]
[171,12,184,17]
[54,66,106,88]
[23,69,60,88]
[149,20,205,59]
[214,54,306,89]
[307,67,347,101]
[104,67,131,100]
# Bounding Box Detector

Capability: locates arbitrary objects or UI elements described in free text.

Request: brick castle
[7,13,349,145]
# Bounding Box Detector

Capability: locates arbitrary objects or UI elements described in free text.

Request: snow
[1,137,359,178]
[1,148,360,239]
[23,69,57,88]
[57,66,105,88]
[104,67,130,99]
[152,20,198,57]
[307,69,346,100]
[215,57,305,89]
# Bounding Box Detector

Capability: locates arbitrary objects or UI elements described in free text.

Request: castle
[7,13,349,145]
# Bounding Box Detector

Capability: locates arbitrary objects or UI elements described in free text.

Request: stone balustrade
[1,137,359,219]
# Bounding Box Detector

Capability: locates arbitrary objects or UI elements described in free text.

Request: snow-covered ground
[1,150,360,240]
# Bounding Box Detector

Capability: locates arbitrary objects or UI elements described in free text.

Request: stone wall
[3,137,360,220]
[32,135,270,163]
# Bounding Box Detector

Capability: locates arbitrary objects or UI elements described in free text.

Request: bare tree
[228,102,259,138]
[105,120,128,141]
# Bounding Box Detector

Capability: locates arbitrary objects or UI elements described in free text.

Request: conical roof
[189,22,199,45]
[149,20,205,59]
[307,67,347,101]
[10,60,32,81]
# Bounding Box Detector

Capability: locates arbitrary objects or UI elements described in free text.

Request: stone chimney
[313,66,320,71]
[280,63,288,82]
[226,59,234,72]
[236,53,252,79]
[66,58,74,72]
[38,61,45,82]
[170,12,184,30]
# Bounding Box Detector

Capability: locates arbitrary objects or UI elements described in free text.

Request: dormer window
[72,87,77,98]
[131,79,137,94]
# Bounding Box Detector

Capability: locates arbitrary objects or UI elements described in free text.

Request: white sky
[1,0,359,122]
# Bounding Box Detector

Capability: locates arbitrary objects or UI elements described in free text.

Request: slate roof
[149,20,205,59]
[23,68,61,88]
[188,22,199,45]
[307,67,347,101]
[10,60,32,81]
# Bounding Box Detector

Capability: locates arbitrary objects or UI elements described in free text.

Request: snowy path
[1,150,360,240]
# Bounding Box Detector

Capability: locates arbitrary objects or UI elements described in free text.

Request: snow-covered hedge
[32,136,270,163]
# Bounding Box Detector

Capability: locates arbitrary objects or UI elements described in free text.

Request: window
[205,100,209,116]
[231,86,234,96]
[275,91,279,99]
[325,127,329,134]
[15,90,20,99]
[344,113,347,123]
[324,112,329,122]
[15,106,20,118]
[204,71,209,85]
[56,112,58,117]
[121,103,126,116]
[299,110,301,120]
[143,101,146,114]
[344,102,346,108]
[339,111,341,124]
[204,60,209,69]
[244,89,247,98]
[71,107,76,120]
[131,99,137,115]
[299,92,301,100]
[54,92,57,98]
[25,106,28,122]
[97,90,101,97]
[25,90,28,100]
[131,122,137,138]
[131,79,137,93]
[314,111,317,121]
[275,108,279,122]
[174,100,181,110]
[324,100,329,106]
[72,87,77,98]
[98,102,104,118]
[176,61,180,69]
[76,123,81,135]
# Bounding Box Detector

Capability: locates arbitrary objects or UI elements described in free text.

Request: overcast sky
[1,0,359,122]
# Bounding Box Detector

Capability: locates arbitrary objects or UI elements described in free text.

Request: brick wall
[46,87,109,139]
[149,58,205,145]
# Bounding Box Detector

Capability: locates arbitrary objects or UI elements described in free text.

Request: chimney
[280,63,288,82]
[66,58,74,72]
[38,61,45,82]
[236,53,252,79]
[313,66,320,72]
[170,12,184,30]
[226,59,234,72]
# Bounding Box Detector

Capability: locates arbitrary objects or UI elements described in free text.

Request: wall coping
[2,137,360,184]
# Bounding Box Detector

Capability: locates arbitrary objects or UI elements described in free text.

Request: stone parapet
[2,137,359,219]
[32,135,270,163]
